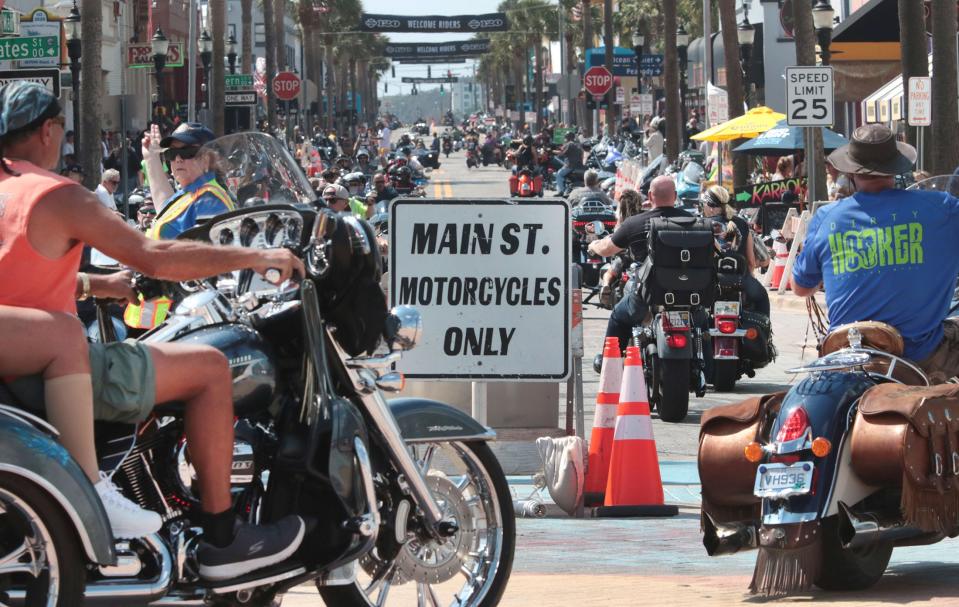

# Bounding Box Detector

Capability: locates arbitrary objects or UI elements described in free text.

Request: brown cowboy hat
[827,124,916,176]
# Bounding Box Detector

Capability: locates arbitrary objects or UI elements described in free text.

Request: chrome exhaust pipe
[837,502,925,550]
[83,533,174,604]
[702,514,758,556]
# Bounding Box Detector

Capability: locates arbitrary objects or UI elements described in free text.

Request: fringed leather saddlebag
[699,392,785,525]
[850,382,959,536]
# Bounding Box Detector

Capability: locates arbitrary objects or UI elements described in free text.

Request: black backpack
[639,216,716,307]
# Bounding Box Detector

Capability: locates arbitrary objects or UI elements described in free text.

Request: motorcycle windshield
[682,163,705,184]
[201,132,315,208]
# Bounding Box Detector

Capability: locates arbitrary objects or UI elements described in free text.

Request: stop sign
[583,66,613,97]
[273,71,301,101]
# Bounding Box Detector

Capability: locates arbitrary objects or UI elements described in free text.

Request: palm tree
[718,0,747,188]
[241,0,253,73]
[931,0,958,174]
[898,0,927,158]
[211,0,226,135]
[791,0,826,201]
[663,0,681,161]
[263,0,277,127]
[79,0,102,189]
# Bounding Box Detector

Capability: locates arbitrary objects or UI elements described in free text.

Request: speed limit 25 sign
[785,66,833,127]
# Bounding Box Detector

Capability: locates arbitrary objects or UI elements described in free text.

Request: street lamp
[227,33,237,75]
[677,23,689,142]
[812,0,836,65]
[737,2,755,105]
[198,30,213,110]
[151,27,170,121]
[632,31,645,97]
[64,1,81,148]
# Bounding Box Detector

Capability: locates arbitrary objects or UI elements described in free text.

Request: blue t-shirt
[793,190,959,361]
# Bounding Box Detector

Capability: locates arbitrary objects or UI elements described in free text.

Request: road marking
[443,181,453,198]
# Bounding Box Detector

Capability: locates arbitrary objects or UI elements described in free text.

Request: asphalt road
[286,132,959,607]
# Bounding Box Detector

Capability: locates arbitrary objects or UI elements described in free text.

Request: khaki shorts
[6,340,157,424]
[918,318,959,384]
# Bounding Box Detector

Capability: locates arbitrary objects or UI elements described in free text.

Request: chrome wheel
[320,441,515,607]
[0,487,58,607]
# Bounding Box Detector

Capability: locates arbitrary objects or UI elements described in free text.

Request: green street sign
[225,73,254,89]
[0,10,20,36]
[0,36,58,61]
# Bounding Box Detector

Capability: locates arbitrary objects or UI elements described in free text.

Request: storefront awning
[861,54,933,124]
[830,0,901,62]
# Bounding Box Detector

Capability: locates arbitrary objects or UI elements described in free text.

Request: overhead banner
[398,58,466,65]
[360,12,508,33]
[402,77,459,84]
[384,40,491,59]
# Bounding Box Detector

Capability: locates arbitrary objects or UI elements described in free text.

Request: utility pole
[703,0,712,129]
[583,1,594,136]
[558,6,566,125]
[187,0,197,122]
[603,0,615,136]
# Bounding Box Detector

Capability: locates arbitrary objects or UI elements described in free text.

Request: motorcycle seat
[821,321,905,357]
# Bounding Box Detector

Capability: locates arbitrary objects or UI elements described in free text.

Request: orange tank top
[0,160,83,314]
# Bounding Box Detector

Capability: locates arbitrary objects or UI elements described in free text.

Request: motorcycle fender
[822,431,882,517]
[388,398,496,443]
[656,327,693,360]
[0,415,115,565]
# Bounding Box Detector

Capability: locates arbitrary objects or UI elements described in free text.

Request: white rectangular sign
[785,66,834,127]
[629,92,641,113]
[615,87,625,105]
[390,199,570,380]
[908,76,931,127]
[639,93,654,116]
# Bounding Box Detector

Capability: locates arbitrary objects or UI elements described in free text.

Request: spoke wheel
[0,473,86,607]
[318,442,515,607]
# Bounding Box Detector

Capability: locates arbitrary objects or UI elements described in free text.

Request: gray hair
[585,169,599,187]
[101,168,120,183]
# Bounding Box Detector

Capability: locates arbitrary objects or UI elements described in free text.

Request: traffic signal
[440,84,444,94]
[412,86,418,96]
[505,84,515,107]
[391,65,395,78]
[427,66,432,78]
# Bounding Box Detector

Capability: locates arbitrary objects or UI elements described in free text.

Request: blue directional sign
[585,47,638,77]
[639,54,664,77]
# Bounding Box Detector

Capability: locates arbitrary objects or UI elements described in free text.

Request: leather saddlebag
[699,392,785,523]
[849,382,959,535]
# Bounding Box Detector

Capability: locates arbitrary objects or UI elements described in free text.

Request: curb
[769,291,827,314]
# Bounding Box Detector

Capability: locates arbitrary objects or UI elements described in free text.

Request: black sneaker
[197,515,305,581]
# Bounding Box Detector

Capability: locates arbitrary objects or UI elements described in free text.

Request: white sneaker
[95,472,163,539]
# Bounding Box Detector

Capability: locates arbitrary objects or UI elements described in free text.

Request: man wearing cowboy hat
[792,124,959,382]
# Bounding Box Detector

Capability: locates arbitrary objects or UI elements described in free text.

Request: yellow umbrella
[691,106,787,142]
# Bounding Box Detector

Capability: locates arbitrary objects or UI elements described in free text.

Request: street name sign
[224,90,256,106]
[16,10,61,69]
[390,199,570,380]
[0,35,57,61]
[0,68,59,96]
[639,54,664,77]
[225,73,254,89]
[785,66,834,127]
[583,65,612,97]
[272,71,301,100]
[908,76,932,127]
[0,10,20,36]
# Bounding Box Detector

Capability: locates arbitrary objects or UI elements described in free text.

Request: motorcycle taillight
[717,320,737,334]
[666,333,688,349]
[776,407,810,443]
[572,220,587,228]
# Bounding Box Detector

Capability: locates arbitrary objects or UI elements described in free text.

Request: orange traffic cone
[769,239,790,290]
[596,346,678,517]
[583,337,622,506]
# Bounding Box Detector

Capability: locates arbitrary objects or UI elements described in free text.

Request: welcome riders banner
[384,40,492,59]
[360,13,509,33]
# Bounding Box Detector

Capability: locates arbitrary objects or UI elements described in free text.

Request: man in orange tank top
[0,82,306,580]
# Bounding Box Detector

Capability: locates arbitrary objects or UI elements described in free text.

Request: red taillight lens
[572,220,587,228]
[667,334,688,349]
[604,220,617,229]
[776,407,810,443]
[717,320,737,334]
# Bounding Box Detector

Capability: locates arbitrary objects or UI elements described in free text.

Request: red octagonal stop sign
[273,71,301,101]
[583,66,613,97]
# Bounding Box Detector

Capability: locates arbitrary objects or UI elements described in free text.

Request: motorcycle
[481,140,503,167]
[441,137,453,158]
[508,167,543,198]
[466,144,479,169]
[698,176,959,597]
[571,199,617,297]
[0,133,515,606]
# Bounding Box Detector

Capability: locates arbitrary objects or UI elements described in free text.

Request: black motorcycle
[441,137,453,158]
[0,133,514,607]
[571,198,617,303]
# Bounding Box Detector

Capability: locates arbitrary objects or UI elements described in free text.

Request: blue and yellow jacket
[147,172,234,240]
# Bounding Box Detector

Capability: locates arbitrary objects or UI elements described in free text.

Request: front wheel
[816,515,891,591]
[318,441,515,607]
[0,473,87,606]
[711,359,739,392]
[657,358,690,422]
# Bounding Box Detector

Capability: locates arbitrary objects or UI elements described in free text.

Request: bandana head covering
[0,82,59,137]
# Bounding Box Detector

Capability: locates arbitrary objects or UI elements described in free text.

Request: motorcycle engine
[174,420,265,503]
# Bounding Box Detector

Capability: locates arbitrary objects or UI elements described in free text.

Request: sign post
[908,76,931,170]
[786,66,834,205]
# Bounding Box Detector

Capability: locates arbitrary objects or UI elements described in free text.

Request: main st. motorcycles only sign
[390,200,570,381]
[360,13,509,33]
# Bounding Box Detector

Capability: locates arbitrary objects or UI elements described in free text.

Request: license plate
[666,311,690,327]
[714,301,740,316]
[753,462,814,499]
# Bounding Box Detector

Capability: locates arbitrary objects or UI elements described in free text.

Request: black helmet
[565,131,576,142]
[395,165,412,180]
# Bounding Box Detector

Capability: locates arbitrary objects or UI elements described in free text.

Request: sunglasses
[163,146,201,163]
